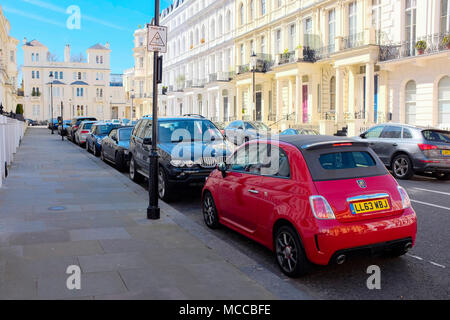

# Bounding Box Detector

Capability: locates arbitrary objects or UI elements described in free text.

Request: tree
[70,53,86,62]
[15,104,24,114]
[47,52,58,62]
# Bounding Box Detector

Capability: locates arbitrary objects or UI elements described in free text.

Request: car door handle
[392,143,398,146]
[248,189,259,194]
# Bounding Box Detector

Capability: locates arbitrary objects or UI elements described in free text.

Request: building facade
[0,6,19,113]
[22,40,127,122]
[130,0,449,134]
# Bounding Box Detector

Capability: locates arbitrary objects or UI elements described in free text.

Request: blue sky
[2,0,172,81]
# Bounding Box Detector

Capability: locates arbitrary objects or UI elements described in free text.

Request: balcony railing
[209,73,217,83]
[237,64,250,74]
[343,32,365,49]
[237,53,274,74]
[278,51,296,65]
[185,80,193,88]
[192,78,207,88]
[217,71,235,81]
[380,33,450,62]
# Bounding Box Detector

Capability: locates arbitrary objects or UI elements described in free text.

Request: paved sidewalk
[0,128,281,300]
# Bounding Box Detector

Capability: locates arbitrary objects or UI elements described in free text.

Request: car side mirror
[217,162,227,178]
[143,137,152,145]
[360,133,366,139]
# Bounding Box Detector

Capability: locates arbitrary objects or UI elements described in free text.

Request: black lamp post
[60,101,64,141]
[148,0,160,220]
[131,89,135,121]
[49,72,54,134]
[250,52,257,121]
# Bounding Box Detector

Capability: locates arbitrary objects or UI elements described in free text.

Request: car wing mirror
[360,133,366,139]
[217,162,227,178]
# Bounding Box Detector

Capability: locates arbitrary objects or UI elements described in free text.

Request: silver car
[74,121,97,146]
[358,123,450,180]
[224,120,271,145]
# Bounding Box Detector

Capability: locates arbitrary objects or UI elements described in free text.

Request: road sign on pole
[147,25,167,53]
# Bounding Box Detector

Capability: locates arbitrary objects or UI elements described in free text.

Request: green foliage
[415,40,427,51]
[15,104,24,114]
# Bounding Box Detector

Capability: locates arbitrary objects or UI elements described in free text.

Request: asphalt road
[112,153,450,299]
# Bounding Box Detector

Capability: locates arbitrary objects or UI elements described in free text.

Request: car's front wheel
[274,225,310,277]
[202,192,220,229]
[94,144,100,157]
[85,140,90,153]
[391,154,414,180]
[115,152,126,172]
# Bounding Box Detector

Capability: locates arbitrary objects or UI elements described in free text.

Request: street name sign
[147,25,167,53]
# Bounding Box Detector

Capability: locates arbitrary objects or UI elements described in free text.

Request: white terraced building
[22,40,128,122]
[159,0,236,122]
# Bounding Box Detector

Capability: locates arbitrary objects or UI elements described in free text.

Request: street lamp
[49,72,54,134]
[69,98,72,119]
[250,52,257,121]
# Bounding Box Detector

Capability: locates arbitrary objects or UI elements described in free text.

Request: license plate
[350,198,390,215]
[442,150,450,156]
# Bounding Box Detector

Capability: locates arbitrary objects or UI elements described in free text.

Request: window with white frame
[261,0,266,16]
[261,35,266,53]
[349,2,357,44]
[405,80,416,125]
[405,0,416,55]
[441,0,449,33]
[328,9,336,49]
[275,29,282,53]
[250,0,255,20]
[438,76,450,127]
[304,18,312,48]
[289,24,296,51]
[239,3,245,25]
[372,0,382,30]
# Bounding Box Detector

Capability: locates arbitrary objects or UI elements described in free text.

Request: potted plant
[443,35,450,50]
[190,44,194,50]
[415,40,427,54]
[201,38,205,44]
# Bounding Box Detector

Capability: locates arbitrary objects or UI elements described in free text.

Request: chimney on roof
[105,42,110,49]
[64,44,70,62]
[23,37,27,45]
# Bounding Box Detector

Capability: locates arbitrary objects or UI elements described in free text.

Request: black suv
[128,117,233,202]
[66,116,97,142]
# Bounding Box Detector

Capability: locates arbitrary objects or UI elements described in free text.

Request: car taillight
[418,143,438,151]
[397,186,411,209]
[309,196,336,220]
[333,143,353,147]
[81,130,89,134]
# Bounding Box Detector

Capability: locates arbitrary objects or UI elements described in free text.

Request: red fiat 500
[202,135,417,277]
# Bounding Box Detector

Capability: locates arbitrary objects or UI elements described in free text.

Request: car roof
[141,116,211,122]
[276,135,358,149]
[374,122,443,131]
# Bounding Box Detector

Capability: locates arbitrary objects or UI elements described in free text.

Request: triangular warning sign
[150,32,165,46]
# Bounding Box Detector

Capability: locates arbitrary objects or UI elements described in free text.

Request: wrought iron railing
[209,73,217,83]
[217,71,235,81]
[380,33,450,62]
[267,114,277,122]
[278,51,296,65]
[237,64,250,74]
[343,32,365,49]
[320,111,336,121]
[185,80,193,88]
[192,78,206,87]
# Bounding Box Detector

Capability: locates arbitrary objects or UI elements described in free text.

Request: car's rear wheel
[129,155,143,183]
[100,149,105,162]
[115,152,126,172]
[85,141,90,153]
[433,172,450,181]
[274,225,310,277]
[202,192,220,229]
[158,168,174,202]
[391,154,414,180]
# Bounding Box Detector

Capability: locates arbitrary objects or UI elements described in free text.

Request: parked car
[128,117,233,202]
[57,120,72,136]
[74,121,97,146]
[48,119,58,130]
[85,123,121,156]
[202,135,417,277]
[280,128,320,135]
[358,123,450,180]
[67,117,97,142]
[224,120,271,145]
[100,126,134,171]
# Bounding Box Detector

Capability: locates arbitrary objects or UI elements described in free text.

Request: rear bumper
[413,158,450,173]
[304,207,417,265]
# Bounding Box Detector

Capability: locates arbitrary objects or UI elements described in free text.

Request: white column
[365,62,374,123]
[335,67,344,123]
[276,79,282,121]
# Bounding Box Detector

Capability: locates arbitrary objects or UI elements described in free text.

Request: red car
[202,135,417,277]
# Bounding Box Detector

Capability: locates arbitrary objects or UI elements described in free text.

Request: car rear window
[84,123,93,130]
[319,151,376,170]
[301,147,387,181]
[422,130,450,143]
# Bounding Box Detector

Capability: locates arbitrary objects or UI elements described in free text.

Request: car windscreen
[119,128,132,141]
[301,147,387,181]
[422,130,450,143]
[76,118,96,125]
[251,122,270,131]
[97,125,115,135]
[158,120,223,143]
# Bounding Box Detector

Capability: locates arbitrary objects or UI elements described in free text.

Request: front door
[255,92,262,121]
[302,85,308,123]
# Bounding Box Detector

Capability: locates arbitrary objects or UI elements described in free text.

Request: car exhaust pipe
[336,254,346,265]
[404,242,412,252]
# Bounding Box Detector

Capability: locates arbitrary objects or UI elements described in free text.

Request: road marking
[412,187,450,196]
[410,199,450,211]
[407,254,446,269]
[429,261,446,269]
